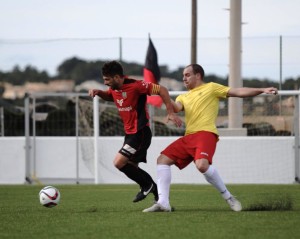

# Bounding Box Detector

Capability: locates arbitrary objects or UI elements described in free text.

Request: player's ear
[114,74,121,80]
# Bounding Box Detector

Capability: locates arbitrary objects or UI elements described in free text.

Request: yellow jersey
[176,82,230,135]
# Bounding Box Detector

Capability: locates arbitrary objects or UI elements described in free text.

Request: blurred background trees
[1,56,299,89]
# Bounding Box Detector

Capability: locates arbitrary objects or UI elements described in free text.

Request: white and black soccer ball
[39,186,61,208]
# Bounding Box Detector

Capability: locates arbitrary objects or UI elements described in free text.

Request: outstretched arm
[157,85,183,127]
[88,89,114,101]
[170,99,183,113]
[227,87,278,98]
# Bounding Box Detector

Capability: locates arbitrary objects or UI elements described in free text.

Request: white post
[24,94,31,183]
[93,96,99,184]
[75,96,79,184]
[228,0,243,128]
[295,94,300,182]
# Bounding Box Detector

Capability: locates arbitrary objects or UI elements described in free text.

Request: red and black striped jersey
[107,78,160,134]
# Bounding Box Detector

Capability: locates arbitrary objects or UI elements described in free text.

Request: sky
[0,0,299,81]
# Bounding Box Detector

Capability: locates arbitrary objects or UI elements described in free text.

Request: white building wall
[0,138,26,184]
[0,137,296,184]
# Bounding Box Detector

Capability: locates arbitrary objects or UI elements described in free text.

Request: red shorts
[161,131,218,169]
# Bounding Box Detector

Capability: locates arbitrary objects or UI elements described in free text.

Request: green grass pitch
[0,184,299,239]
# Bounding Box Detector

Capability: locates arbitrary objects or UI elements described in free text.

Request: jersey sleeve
[175,94,185,110]
[137,80,161,95]
[212,83,230,98]
[150,83,160,95]
[107,88,113,97]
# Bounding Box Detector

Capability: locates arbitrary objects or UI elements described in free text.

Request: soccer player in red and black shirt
[89,61,182,203]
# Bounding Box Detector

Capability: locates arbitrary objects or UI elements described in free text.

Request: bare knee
[157,154,174,165]
[113,154,129,169]
[195,159,209,173]
[113,158,123,169]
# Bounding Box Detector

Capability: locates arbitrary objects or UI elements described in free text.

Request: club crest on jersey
[142,81,149,88]
[122,92,127,99]
[117,99,124,106]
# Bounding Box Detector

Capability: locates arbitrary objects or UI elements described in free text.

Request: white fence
[0,136,296,184]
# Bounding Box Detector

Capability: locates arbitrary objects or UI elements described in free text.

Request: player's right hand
[89,89,98,97]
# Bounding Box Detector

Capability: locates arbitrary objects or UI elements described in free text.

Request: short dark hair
[186,64,205,79]
[102,60,124,77]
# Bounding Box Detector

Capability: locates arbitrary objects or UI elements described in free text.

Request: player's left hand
[166,113,183,128]
[264,87,278,95]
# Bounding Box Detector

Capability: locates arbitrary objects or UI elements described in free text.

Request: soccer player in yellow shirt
[143,64,278,212]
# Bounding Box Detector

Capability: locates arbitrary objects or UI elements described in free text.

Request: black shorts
[119,126,152,164]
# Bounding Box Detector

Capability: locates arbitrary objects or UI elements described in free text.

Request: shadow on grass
[244,195,293,211]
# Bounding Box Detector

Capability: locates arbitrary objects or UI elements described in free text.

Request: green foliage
[1,57,300,88]
[205,74,228,85]
[0,66,49,85]
[283,77,300,90]
[57,57,102,84]
[243,78,280,88]
[119,60,144,76]
[0,185,299,239]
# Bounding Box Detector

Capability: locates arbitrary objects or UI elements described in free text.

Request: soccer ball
[39,186,61,208]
